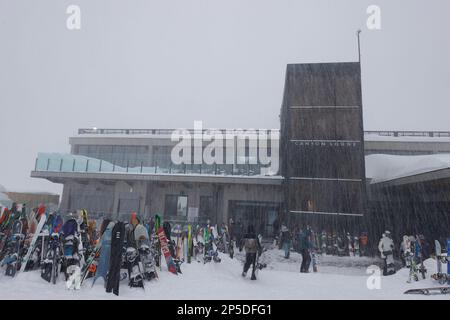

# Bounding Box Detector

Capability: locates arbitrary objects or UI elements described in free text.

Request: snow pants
[243,252,257,276]
[300,249,311,273]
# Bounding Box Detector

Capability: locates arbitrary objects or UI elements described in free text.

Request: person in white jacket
[378,231,396,275]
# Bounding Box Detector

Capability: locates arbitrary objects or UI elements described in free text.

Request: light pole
[357,29,362,63]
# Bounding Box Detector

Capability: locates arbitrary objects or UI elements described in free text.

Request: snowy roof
[365,153,450,184]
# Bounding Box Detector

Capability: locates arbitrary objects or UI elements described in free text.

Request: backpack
[244,238,257,252]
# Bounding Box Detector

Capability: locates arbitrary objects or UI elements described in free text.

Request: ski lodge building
[31,62,450,242]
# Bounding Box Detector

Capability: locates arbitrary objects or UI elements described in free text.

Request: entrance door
[229,201,281,238]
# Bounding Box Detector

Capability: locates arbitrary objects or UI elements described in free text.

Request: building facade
[30,62,450,242]
[280,63,366,233]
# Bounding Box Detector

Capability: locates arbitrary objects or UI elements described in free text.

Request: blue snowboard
[92,221,115,286]
[447,238,450,285]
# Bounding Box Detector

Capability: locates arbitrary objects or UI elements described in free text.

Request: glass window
[165,195,177,218]
[164,195,188,218]
[177,196,188,216]
[199,196,213,219]
[77,145,89,156]
[118,198,140,214]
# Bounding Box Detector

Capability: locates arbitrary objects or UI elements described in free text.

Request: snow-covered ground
[0,248,447,300]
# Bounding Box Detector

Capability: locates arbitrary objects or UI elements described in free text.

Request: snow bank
[366,153,450,183]
[0,249,447,300]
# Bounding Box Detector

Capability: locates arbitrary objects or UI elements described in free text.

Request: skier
[378,231,396,276]
[241,225,262,280]
[280,225,291,259]
[298,226,312,273]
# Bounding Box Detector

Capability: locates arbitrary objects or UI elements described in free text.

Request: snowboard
[157,226,177,275]
[125,246,145,289]
[415,236,427,280]
[45,214,63,285]
[187,225,192,263]
[79,210,90,259]
[0,209,13,257]
[3,220,24,277]
[139,242,158,281]
[435,240,442,275]
[404,286,450,295]
[254,235,267,279]
[80,237,103,285]
[183,225,189,262]
[448,238,450,285]
[106,221,126,295]
[154,215,162,270]
[20,209,47,273]
[92,221,115,286]
[61,218,82,289]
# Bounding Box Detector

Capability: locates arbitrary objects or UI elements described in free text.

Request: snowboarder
[298,226,312,273]
[241,225,262,280]
[359,232,368,256]
[272,217,280,240]
[378,231,396,276]
[280,225,291,259]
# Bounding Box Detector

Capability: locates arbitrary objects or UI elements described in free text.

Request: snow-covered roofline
[366,153,450,184]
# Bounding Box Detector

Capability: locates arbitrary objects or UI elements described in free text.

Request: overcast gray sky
[0,0,449,195]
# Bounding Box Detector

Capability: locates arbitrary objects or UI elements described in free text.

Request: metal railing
[34,155,270,177]
[79,128,450,138]
[364,130,450,138]
[78,128,277,135]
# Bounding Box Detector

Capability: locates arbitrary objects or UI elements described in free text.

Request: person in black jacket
[240,225,262,280]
